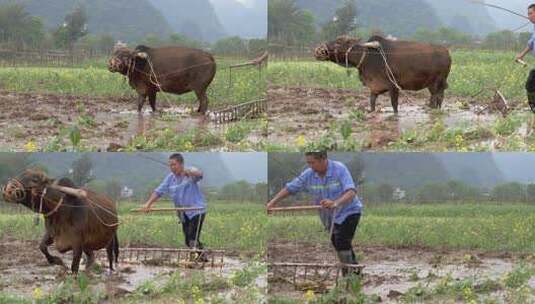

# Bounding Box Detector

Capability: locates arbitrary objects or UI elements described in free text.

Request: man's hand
[266,200,277,211]
[320,199,336,209]
[516,53,525,61]
[141,202,152,213]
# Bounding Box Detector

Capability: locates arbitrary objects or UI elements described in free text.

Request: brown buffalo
[108,43,217,114]
[315,35,452,113]
[1,170,119,274]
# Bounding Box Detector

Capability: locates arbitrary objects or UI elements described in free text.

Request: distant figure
[267,151,363,276]
[516,3,535,113]
[142,153,208,261]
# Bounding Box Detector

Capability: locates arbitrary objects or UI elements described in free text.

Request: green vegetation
[269,202,535,252]
[0,200,266,254]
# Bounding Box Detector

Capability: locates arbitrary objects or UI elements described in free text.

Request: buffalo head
[314,36,382,64]
[108,42,149,74]
[2,169,87,210]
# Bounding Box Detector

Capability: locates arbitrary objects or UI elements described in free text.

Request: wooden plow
[269,262,364,290]
[210,98,267,124]
[228,51,268,87]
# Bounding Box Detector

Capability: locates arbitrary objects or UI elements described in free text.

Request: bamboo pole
[130,207,205,213]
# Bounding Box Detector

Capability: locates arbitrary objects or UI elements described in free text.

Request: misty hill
[148,0,226,42]
[0,0,173,42]
[294,0,502,37]
[357,153,504,188]
[425,0,497,35]
[493,153,535,183]
[25,153,268,195]
[210,0,267,39]
[294,0,441,37]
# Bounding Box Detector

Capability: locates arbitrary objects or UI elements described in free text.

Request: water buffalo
[1,169,119,274]
[108,43,216,114]
[315,35,452,113]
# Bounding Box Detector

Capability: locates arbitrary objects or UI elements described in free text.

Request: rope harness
[2,177,120,227]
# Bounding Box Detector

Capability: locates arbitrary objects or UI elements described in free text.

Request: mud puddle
[0,237,266,300]
[0,91,264,151]
[268,240,533,302]
[268,85,528,150]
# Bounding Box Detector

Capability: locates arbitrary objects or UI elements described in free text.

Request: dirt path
[268,240,535,302]
[268,85,532,150]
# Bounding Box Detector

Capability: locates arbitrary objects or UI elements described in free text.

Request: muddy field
[268,85,534,150]
[268,240,535,302]
[0,91,265,151]
[0,236,266,302]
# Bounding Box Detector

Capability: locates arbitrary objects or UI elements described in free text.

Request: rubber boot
[336,250,357,277]
[528,92,535,113]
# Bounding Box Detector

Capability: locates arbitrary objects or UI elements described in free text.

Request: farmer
[516,3,535,112]
[267,151,363,275]
[142,153,208,260]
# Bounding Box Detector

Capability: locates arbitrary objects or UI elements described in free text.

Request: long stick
[130,207,205,213]
[268,205,323,213]
[468,0,529,20]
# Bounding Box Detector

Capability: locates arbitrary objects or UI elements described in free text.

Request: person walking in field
[142,153,208,261]
[267,151,363,275]
[516,3,535,113]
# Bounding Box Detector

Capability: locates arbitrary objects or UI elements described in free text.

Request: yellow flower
[296,135,306,147]
[33,287,43,300]
[304,290,315,302]
[24,141,38,152]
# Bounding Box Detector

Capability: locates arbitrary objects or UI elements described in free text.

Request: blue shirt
[528,25,535,56]
[286,160,363,227]
[154,172,206,219]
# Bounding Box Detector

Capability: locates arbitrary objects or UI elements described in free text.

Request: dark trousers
[182,213,205,249]
[331,213,361,252]
[526,69,535,112]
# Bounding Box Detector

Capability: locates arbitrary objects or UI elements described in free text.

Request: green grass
[0,57,266,107]
[269,50,529,101]
[0,200,267,255]
[268,202,535,252]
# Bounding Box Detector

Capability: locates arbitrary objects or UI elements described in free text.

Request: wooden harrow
[210,98,267,124]
[97,247,226,270]
[269,262,364,290]
[108,206,226,270]
[268,204,364,289]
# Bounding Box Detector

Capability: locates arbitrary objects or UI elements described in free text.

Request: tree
[0,3,44,50]
[492,182,525,202]
[212,36,248,55]
[268,0,317,46]
[54,6,88,51]
[321,0,357,40]
[70,154,93,187]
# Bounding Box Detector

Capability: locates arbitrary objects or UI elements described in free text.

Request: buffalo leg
[370,93,378,112]
[84,250,95,271]
[71,247,83,274]
[195,90,209,114]
[389,89,399,114]
[106,239,115,271]
[435,91,445,109]
[148,91,157,112]
[137,94,147,112]
[39,232,65,267]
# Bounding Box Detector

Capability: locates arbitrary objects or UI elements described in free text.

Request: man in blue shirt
[142,153,207,259]
[267,152,363,275]
[516,4,535,112]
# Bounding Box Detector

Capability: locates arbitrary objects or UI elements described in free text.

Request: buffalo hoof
[49,256,66,267]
